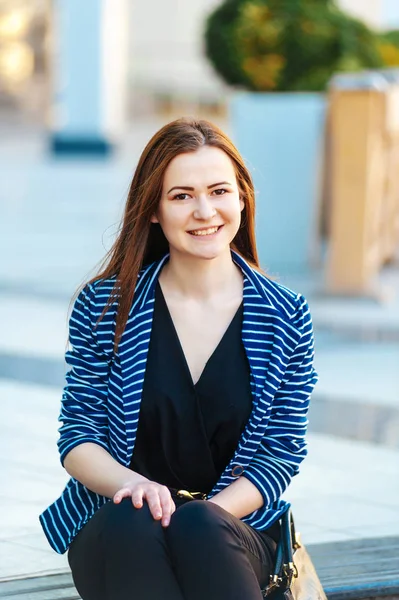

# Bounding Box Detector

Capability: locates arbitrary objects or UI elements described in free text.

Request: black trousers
[68,497,277,600]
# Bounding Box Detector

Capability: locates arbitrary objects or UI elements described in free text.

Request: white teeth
[190,227,219,236]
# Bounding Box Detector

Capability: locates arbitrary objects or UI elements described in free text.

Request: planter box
[230,92,327,274]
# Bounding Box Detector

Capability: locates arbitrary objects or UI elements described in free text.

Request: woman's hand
[113,481,176,527]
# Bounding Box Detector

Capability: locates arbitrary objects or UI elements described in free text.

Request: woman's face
[152,146,244,262]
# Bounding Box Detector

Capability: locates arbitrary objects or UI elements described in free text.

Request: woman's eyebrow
[167,181,232,194]
[208,181,232,189]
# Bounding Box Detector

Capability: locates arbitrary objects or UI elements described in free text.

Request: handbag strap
[290,511,301,550]
[281,508,298,586]
[281,508,294,564]
[262,508,298,597]
[271,534,284,583]
[269,508,293,583]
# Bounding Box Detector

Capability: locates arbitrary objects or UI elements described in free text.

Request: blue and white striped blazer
[39,251,318,554]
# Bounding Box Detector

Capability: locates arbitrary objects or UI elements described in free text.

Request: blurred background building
[2,0,399,122]
[0,0,48,118]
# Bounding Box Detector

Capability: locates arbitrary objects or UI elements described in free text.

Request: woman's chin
[170,243,229,261]
[188,245,229,261]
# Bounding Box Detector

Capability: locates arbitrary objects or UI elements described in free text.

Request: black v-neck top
[130,282,253,494]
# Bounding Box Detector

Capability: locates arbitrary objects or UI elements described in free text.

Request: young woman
[40,118,318,600]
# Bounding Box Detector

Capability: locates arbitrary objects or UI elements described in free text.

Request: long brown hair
[86,117,260,350]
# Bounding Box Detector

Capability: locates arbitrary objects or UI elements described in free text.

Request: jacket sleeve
[57,284,111,466]
[243,294,318,507]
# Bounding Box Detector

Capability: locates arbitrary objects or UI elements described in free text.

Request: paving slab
[312,342,399,408]
[284,433,399,543]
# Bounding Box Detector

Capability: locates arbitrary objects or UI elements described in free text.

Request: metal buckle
[262,575,282,597]
[176,490,207,501]
[283,562,298,587]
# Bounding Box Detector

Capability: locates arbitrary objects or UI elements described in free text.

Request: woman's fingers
[131,488,144,509]
[145,488,163,521]
[113,487,134,504]
[159,486,173,526]
[113,482,175,526]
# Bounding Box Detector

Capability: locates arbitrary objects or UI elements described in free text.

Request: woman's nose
[194,195,216,220]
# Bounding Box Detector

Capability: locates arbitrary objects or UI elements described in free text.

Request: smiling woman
[39,118,318,600]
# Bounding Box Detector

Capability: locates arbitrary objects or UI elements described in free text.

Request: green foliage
[204,0,383,92]
[376,30,399,67]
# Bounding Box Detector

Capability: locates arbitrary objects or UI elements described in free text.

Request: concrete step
[309,536,399,600]
[0,572,79,599]
[0,537,398,600]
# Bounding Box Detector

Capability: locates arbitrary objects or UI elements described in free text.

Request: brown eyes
[172,189,228,201]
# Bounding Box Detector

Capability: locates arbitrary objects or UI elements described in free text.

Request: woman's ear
[150,213,159,224]
[239,196,245,212]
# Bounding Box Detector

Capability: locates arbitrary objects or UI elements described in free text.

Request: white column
[337,0,382,28]
[50,0,128,155]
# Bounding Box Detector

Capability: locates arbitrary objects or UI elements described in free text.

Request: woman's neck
[159,249,243,303]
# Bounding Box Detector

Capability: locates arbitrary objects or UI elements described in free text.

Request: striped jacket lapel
[117,255,169,462]
[221,253,302,467]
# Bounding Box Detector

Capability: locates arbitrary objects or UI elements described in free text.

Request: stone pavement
[0,117,398,581]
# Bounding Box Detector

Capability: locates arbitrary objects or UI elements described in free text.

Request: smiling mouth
[188,225,223,237]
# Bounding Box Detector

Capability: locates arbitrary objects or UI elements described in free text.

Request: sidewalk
[1,118,398,581]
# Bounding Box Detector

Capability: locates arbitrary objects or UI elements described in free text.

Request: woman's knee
[99,498,160,545]
[167,500,228,544]
[69,499,171,599]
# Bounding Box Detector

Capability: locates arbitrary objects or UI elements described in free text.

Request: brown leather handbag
[262,508,327,600]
